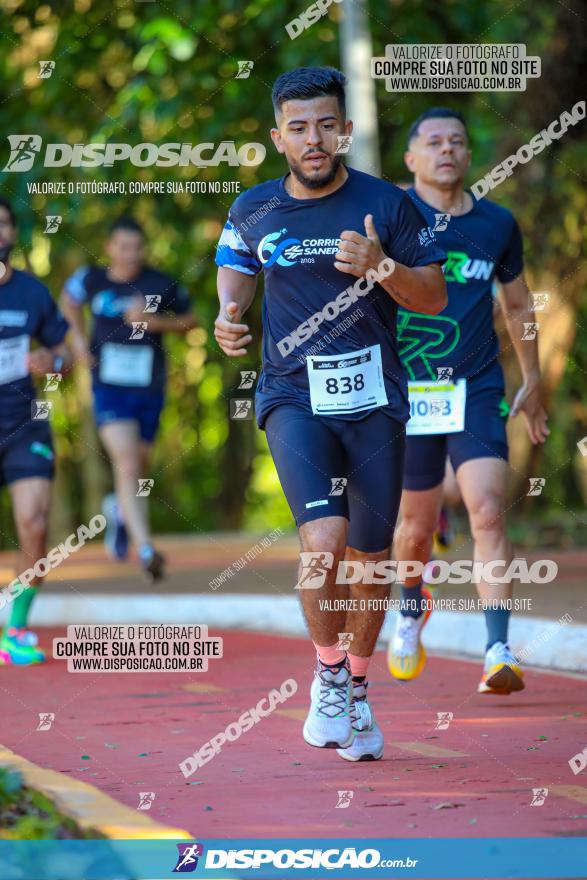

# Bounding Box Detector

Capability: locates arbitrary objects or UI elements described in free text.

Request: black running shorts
[265,404,405,553]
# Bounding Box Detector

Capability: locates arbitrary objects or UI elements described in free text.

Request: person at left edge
[0,197,72,666]
[60,216,196,582]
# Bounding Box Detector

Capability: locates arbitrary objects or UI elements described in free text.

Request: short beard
[288,154,342,190]
[0,243,13,262]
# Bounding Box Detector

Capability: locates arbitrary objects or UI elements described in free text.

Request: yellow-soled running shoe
[387,587,433,681]
[478,641,525,694]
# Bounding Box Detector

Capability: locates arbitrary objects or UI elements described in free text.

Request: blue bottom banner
[0,837,585,879]
[0,837,587,880]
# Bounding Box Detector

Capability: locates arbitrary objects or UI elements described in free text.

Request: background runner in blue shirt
[0,197,72,667]
[387,108,549,697]
[215,67,447,763]
[61,216,196,582]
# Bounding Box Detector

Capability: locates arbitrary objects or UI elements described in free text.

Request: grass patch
[0,767,102,840]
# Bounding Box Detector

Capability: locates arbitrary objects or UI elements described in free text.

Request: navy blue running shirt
[216,167,446,427]
[63,266,190,394]
[0,269,68,422]
[398,188,524,383]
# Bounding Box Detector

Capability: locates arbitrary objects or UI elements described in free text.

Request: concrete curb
[25,593,587,673]
[0,743,191,840]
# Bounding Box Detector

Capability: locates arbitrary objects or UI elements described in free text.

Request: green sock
[6,585,38,630]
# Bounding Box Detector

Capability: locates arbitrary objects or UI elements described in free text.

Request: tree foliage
[0,0,585,543]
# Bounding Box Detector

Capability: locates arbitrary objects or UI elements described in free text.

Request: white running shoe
[387,588,432,681]
[478,641,525,694]
[303,661,354,749]
[337,681,383,762]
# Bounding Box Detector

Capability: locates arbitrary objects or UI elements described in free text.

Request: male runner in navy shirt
[215,68,447,761]
[387,108,549,694]
[0,197,72,666]
[61,217,196,581]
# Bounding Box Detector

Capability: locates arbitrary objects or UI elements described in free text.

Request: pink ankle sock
[347,652,371,678]
[313,642,346,665]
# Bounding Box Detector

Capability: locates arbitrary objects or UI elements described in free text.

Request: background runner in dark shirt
[61,216,196,583]
[0,197,72,667]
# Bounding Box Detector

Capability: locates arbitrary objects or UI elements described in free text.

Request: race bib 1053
[407,379,467,435]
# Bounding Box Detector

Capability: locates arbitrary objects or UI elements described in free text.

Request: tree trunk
[340,0,380,176]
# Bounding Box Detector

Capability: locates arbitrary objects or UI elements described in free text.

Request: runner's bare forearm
[217,266,257,317]
[379,262,447,315]
[60,293,88,342]
[501,275,541,385]
[145,313,197,334]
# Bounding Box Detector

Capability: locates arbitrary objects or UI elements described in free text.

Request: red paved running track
[0,627,586,840]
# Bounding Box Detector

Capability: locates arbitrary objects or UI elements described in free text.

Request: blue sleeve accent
[385,195,446,268]
[496,217,524,283]
[215,217,262,276]
[63,266,90,303]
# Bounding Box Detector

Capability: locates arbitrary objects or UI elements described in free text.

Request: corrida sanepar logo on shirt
[443,251,495,283]
[257,228,339,267]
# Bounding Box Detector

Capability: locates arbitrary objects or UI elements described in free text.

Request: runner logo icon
[38,61,55,79]
[31,401,52,420]
[522,322,539,340]
[230,399,253,419]
[137,791,155,810]
[235,60,254,79]
[44,215,62,233]
[130,321,148,340]
[37,712,55,731]
[530,788,549,806]
[527,477,545,496]
[296,552,334,589]
[336,790,354,808]
[173,842,204,872]
[3,135,42,171]
[435,711,453,730]
[335,135,353,154]
[433,212,451,231]
[337,632,354,650]
[144,294,162,313]
[238,370,257,389]
[137,479,155,497]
